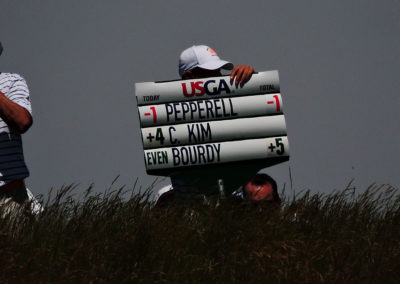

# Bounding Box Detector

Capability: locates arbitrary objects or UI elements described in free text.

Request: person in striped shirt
[0,42,34,215]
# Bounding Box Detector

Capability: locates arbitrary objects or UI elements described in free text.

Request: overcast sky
[1,0,399,197]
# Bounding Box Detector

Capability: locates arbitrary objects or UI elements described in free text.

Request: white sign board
[138,93,283,127]
[135,70,289,175]
[136,70,280,105]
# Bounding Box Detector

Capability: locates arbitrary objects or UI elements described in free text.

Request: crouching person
[155,174,281,209]
[232,174,282,213]
[232,174,282,210]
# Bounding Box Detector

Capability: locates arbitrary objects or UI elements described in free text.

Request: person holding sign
[179,45,254,86]
[170,44,274,201]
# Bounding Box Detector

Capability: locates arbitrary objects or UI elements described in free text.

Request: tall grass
[1,183,399,282]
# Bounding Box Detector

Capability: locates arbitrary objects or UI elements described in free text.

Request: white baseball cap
[155,184,173,201]
[179,45,234,77]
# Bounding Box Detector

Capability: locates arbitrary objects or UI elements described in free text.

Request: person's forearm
[0,92,32,133]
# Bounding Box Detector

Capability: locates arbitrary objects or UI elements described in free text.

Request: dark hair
[246,173,281,203]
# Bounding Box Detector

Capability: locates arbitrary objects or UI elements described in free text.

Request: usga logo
[181,79,231,97]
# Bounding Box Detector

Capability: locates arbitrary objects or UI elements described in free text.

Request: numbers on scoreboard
[146,128,165,145]
[268,138,285,155]
[144,106,158,123]
[267,94,281,112]
[155,128,165,145]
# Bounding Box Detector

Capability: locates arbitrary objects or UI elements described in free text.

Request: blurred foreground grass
[1,183,399,283]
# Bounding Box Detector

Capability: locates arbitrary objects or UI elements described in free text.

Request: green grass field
[1,182,399,283]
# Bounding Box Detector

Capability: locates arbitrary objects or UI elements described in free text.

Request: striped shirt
[0,73,32,186]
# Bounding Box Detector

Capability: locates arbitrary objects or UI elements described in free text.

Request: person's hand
[230,65,254,87]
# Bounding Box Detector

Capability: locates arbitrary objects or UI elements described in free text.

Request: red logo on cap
[208,48,216,55]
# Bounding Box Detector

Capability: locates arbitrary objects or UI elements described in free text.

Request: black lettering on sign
[201,123,212,142]
[197,101,205,119]
[187,123,212,143]
[172,148,180,166]
[165,104,173,122]
[155,128,165,145]
[214,99,222,118]
[198,145,206,164]
[168,126,177,144]
[163,99,238,123]
[259,85,275,92]
[228,99,238,116]
[181,102,190,119]
[173,103,181,121]
[172,144,221,166]
[181,147,189,165]
[143,95,160,102]
[268,138,285,155]
[205,100,214,118]
[275,138,285,155]
[187,124,196,143]
[189,102,197,119]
